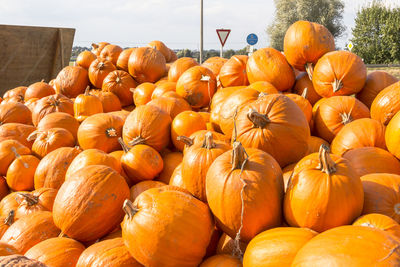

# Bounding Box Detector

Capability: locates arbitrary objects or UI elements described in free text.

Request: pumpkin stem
[40,79,45,83]
[340,112,353,125]
[394,203,400,215]
[247,109,270,128]
[301,87,309,99]
[231,141,248,170]
[106,128,118,137]
[123,199,139,219]
[91,43,99,49]
[318,144,336,174]
[98,61,105,70]
[18,193,38,206]
[115,76,122,84]
[59,232,66,238]
[26,131,38,142]
[305,62,314,80]
[4,210,14,226]
[177,136,194,147]
[258,92,268,98]
[84,86,91,96]
[118,138,131,153]
[202,132,216,149]
[332,79,343,93]
[128,136,146,147]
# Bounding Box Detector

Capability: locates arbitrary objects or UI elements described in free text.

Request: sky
[0,0,398,51]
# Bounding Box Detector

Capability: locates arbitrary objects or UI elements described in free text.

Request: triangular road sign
[216,29,231,47]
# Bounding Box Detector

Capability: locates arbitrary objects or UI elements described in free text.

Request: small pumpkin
[151,81,176,99]
[168,57,199,82]
[171,111,207,151]
[307,136,329,155]
[148,40,171,61]
[76,50,97,69]
[286,91,313,126]
[3,86,27,101]
[37,112,80,139]
[14,188,58,219]
[219,55,249,87]
[32,94,74,126]
[88,58,117,89]
[91,42,110,56]
[128,46,167,83]
[147,95,191,120]
[133,82,157,106]
[0,102,32,126]
[99,44,123,65]
[73,87,103,122]
[6,154,40,191]
[89,90,121,112]
[102,70,136,106]
[116,48,135,72]
[371,81,400,125]
[24,81,55,101]
[28,128,75,158]
[54,66,89,98]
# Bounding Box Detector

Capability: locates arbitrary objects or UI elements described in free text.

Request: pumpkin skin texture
[386,110,400,159]
[6,155,40,191]
[121,186,214,267]
[202,57,227,76]
[89,90,121,113]
[30,128,75,158]
[168,57,199,82]
[76,50,96,69]
[235,94,310,167]
[247,81,279,94]
[14,187,57,220]
[0,123,35,149]
[206,142,284,242]
[129,180,166,201]
[78,113,123,153]
[116,48,135,71]
[200,255,242,267]
[32,94,74,126]
[1,211,60,254]
[123,104,171,151]
[181,132,230,201]
[219,55,249,87]
[0,102,32,125]
[284,146,364,232]
[133,82,156,106]
[0,192,24,218]
[307,136,329,155]
[243,227,317,267]
[0,255,48,266]
[102,70,136,106]
[357,71,398,108]
[293,72,322,105]
[313,96,370,142]
[74,87,103,122]
[148,40,170,61]
[283,21,335,78]
[128,47,167,83]
[25,81,55,101]
[88,58,117,89]
[99,44,123,65]
[291,225,400,266]
[37,112,80,140]
[0,211,15,238]
[0,140,30,176]
[286,93,313,126]
[246,47,295,91]
[53,165,129,242]
[54,66,89,98]
[76,238,142,267]
[353,213,400,240]
[176,66,217,108]
[151,81,176,99]
[216,233,247,256]
[0,242,19,256]
[24,237,85,267]
[343,147,400,177]
[331,118,386,156]
[361,173,400,222]
[372,81,400,125]
[147,95,191,120]
[312,51,367,97]
[158,151,183,184]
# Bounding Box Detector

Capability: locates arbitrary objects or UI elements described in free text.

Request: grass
[367,67,400,79]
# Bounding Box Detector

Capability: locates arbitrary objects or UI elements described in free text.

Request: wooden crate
[0,24,75,96]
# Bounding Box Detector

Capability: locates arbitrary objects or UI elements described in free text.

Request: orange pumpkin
[147,95,191,120]
[91,42,110,56]
[102,70,136,106]
[99,44,123,65]
[247,81,279,94]
[168,57,199,82]
[148,40,171,61]
[0,192,22,218]
[307,136,329,155]
[24,98,39,112]
[76,50,97,69]
[129,180,166,201]
[201,57,228,76]
[133,82,156,106]
[386,110,400,159]
[29,128,75,158]
[371,81,400,125]
[128,47,167,83]
[116,48,135,72]
[6,154,40,191]
[293,72,322,105]
[219,55,249,87]
[37,112,79,139]
[158,151,183,184]
[282,163,296,192]
[32,94,74,126]
[312,51,367,97]
[151,81,176,99]
[88,58,117,88]
[246,47,295,91]
[200,255,242,266]
[171,111,207,151]
[353,213,400,240]
[0,102,32,125]
[54,66,89,98]
[14,188,57,219]
[206,142,283,242]
[25,81,55,101]
[73,87,103,122]
[89,90,121,112]
[53,165,129,242]
[0,123,35,149]
[286,92,313,126]
[3,86,27,100]
[0,140,31,176]
[169,163,183,187]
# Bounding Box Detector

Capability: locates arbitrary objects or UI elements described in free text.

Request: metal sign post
[216,29,231,58]
[246,33,258,56]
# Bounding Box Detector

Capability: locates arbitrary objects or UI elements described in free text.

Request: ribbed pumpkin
[0,123,35,149]
[219,55,249,87]
[243,227,317,267]
[0,242,19,256]
[284,20,335,79]
[343,147,400,177]
[171,111,207,151]
[286,92,313,126]
[284,146,364,232]
[130,180,166,201]
[293,72,321,105]
[99,44,123,65]
[202,57,227,76]
[188,130,231,149]
[1,211,60,254]
[123,104,171,151]
[14,188,57,220]
[34,147,81,190]
[102,70,136,106]
[235,94,310,167]
[122,186,214,267]
[312,51,367,97]
[181,132,230,202]
[151,81,176,99]
[6,154,40,191]
[128,47,167,83]
[37,112,80,139]
[353,213,400,240]
[357,71,398,108]
[313,96,370,142]
[73,87,103,122]
[206,142,283,242]
[88,58,117,88]
[89,90,121,112]
[216,233,247,256]
[176,66,217,108]
[292,225,400,266]
[65,148,122,179]
[307,136,329,155]
[168,57,199,82]
[25,237,85,267]
[386,110,400,159]
[361,173,400,222]
[371,81,400,125]
[54,66,89,98]
[148,40,170,61]
[76,50,97,69]
[247,81,279,94]
[28,128,75,158]
[246,47,295,91]
[116,48,135,71]
[53,165,129,242]
[77,113,123,153]
[331,118,386,156]
[0,102,32,126]
[32,94,74,126]
[119,138,164,183]
[158,151,183,183]
[133,82,156,106]
[147,95,191,120]
[91,42,110,56]
[200,255,242,267]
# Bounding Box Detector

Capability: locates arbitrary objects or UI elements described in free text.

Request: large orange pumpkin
[54,66,89,98]
[293,72,321,105]
[0,102,32,125]
[121,186,214,267]
[128,47,167,83]
[88,58,117,88]
[99,44,123,65]
[168,57,199,82]
[353,213,400,240]
[76,50,97,69]
[53,165,129,242]
[116,48,135,71]
[148,40,171,61]
[89,90,121,112]
[29,128,75,158]
[132,82,156,106]
[219,55,249,87]
[25,81,55,101]
[171,111,207,151]
[6,154,40,191]
[206,142,283,242]
[284,146,364,232]
[386,110,400,159]
[371,81,400,125]
[246,47,295,91]
[202,57,227,76]
[32,94,74,126]
[14,188,58,220]
[37,112,80,139]
[102,70,136,106]
[312,51,367,97]
[0,140,30,176]
[0,123,35,149]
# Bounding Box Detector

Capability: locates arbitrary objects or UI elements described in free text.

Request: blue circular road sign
[247,33,258,45]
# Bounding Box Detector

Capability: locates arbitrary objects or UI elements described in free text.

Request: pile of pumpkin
[0,20,400,266]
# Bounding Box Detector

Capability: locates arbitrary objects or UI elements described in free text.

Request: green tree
[267,0,346,51]
[176,49,193,58]
[351,1,400,64]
